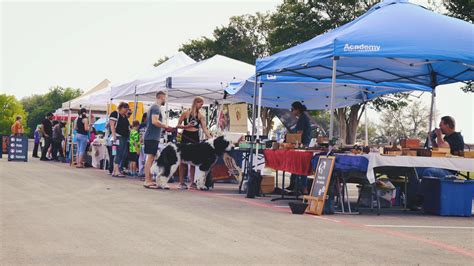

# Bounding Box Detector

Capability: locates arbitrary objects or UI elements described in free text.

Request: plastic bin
[421,177,474,217]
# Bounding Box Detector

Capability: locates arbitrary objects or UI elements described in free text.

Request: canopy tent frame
[272,59,473,87]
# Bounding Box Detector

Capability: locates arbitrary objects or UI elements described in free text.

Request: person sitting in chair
[407,116,465,210]
[422,116,464,178]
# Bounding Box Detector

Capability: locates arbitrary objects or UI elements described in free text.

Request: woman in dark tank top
[75,108,90,168]
[176,97,212,190]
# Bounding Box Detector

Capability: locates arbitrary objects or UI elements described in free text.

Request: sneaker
[189,183,198,190]
[177,183,188,190]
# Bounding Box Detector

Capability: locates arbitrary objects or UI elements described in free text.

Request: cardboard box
[261,175,275,194]
[286,133,302,144]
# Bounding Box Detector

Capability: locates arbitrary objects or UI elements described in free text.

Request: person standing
[176,96,213,190]
[105,122,115,175]
[109,102,130,177]
[286,101,312,194]
[11,116,24,136]
[32,125,42,158]
[52,122,65,161]
[75,108,90,168]
[138,113,148,178]
[406,116,465,210]
[128,120,140,177]
[40,112,54,161]
[143,91,173,189]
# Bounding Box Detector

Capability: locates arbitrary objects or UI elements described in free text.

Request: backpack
[246,170,263,198]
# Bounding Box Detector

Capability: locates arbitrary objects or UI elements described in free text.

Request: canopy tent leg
[329,56,339,140]
[427,88,436,146]
[255,83,263,160]
[165,100,169,125]
[246,72,259,198]
[104,100,111,171]
[133,85,138,121]
[364,107,368,146]
[67,102,72,166]
[427,70,437,147]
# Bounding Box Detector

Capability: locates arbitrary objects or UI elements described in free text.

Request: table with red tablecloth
[264,149,315,176]
[264,149,316,201]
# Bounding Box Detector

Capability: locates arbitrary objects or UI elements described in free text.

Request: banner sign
[228,103,248,133]
[8,135,28,162]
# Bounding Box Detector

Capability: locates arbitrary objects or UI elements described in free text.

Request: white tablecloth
[363,153,474,184]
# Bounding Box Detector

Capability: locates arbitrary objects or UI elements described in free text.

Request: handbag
[105,117,118,146]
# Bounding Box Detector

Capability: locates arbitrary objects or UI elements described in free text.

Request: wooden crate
[261,175,275,194]
[464,151,474,158]
[400,138,421,148]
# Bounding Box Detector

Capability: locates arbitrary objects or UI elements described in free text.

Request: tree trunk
[335,107,347,143]
[261,108,274,136]
[346,105,361,145]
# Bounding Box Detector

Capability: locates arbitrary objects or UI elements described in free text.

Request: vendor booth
[133,54,255,103]
[110,52,196,101]
[231,0,474,215]
[255,0,474,139]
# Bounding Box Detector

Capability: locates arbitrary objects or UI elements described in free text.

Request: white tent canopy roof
[110,52,196,101]
[62,79,111,111]
[135,54,255,104]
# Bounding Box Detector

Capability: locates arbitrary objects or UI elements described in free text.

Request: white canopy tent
[62,79,111,111]
[110,52,196,101]
[135,54,255,104]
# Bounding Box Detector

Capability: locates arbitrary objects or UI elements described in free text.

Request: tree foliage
[153,56,170,67]
[21,86,82,137]
[376,100,430,144]
[158,0,473,139]
[180,12,270,64]
[0,94,28,135]
[443,0,473,22]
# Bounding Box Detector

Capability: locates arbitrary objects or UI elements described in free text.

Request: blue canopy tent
[93,118,107,132]
[226,75,431,110]
[254,0,474,139]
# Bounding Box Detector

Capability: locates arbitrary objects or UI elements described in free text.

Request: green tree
[443,0,474,93]
[0,94,28,135]
[153,56,170,67]
[443,0,473,22]
[267,0,377,54]
[179,12,270,64]
[376,99,430,144]
[356,120,378,145]
[21,86,82,137]
[180,37,218,62]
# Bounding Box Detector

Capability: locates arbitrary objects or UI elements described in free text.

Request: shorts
[181,130,200,144]
[144,140,159,155]
[128,152,138,163]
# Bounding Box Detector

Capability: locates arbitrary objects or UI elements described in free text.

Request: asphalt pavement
[1,155,473,265]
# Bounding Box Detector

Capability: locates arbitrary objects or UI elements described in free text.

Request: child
[128,120,140,177]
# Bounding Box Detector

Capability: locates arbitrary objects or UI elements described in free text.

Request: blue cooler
[421,177,474,217]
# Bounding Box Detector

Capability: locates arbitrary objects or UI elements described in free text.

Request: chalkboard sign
[304,156,335,215]
[7,135,28,162]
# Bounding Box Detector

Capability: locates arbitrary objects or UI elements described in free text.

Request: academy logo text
[343,44,381,52]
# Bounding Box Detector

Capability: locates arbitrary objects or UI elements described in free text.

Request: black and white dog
[151,136,234,190]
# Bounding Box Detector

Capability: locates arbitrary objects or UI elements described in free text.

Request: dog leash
[179,131,199,144]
